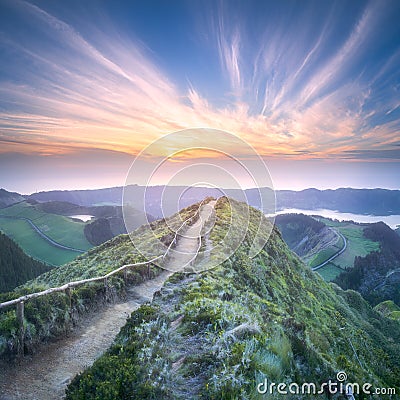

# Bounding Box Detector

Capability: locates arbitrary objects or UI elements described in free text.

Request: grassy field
[316,263,345,281]
[0,202,92,250]
[308,218,380,282]
[0,217,80,265]
[308,232,344,268]
[0,202,93,265]
[320,218,380,270]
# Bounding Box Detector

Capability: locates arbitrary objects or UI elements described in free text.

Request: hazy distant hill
[28,186,400,216]
[0,189,24,209]
[0,232,51,292]
[276,188,400,215]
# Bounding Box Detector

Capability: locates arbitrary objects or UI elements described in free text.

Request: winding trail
[0,202,215,400]
[312,228,347,271]
[0,215,86,253]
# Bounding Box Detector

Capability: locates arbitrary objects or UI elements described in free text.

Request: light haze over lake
[275,208,400,230]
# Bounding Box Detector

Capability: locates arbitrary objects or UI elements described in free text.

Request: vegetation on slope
[334,222,400,307]
[0,232,51,293]
[374,300,400,321]
[0,201,92,265]
[0,201,203,358]
[66,198,400,399]
[84,218,115,246]
[275,213,326,254]
[275,214,342,273]
[0,189,24,209]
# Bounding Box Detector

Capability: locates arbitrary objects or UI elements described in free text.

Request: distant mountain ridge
[0,189,24,209]
[27,186,400,216]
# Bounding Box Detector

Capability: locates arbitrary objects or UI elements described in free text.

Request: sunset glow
[0,1,399,192]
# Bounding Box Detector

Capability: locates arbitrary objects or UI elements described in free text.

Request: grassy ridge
[65,198,400,399]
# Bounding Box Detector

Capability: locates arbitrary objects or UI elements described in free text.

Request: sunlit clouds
[0,0,399,192]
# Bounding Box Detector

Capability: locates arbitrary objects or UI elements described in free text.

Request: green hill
[275,213,340,269]
[334,222,400,307]
[1,198,399,397]
[0,188,24,209]
[0,201,92,265]
[61,198,399,399]
[374,300,400,321]
[0,232,51,293]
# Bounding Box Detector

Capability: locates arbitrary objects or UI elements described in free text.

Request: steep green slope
[374,300,400,321]
[65,198,400,399]
[0,201,92,265]
[0,232,51,293]
[0,202,201,357]
[334,222,400,307]
[275,213,341,271]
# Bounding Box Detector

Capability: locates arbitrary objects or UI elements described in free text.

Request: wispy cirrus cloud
[0,0,399,166]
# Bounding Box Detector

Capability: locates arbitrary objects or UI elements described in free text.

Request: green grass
[0,202,189,358]
[316,263,344,281]
[309,246,339,268]
[319,219,380,270]
[0,217,81,265]
[0,201,93,265]
[64,198,400,399]
[0,202,92,250]
[305,227,344,269]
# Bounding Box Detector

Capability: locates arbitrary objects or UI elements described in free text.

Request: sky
[0,0,399,194]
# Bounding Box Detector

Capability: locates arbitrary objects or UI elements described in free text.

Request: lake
[69,215,94,222]
[274,208,400,229]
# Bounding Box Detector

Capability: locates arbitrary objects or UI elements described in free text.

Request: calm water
[69,214,94,222]
[275,208,400,230]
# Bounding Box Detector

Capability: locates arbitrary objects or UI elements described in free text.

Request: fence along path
[0,201,216,400]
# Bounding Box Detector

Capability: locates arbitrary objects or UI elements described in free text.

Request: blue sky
[0,0,399,193]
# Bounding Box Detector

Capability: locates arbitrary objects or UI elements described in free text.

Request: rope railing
[0,204,206,310]
[0,201,215,355]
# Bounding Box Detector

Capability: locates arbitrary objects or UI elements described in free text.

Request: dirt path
[312,229,347,271]
[0,215,86,253]
[0,202,215,400]
[166,201,216,272]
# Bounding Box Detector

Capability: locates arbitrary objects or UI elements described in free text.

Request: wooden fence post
[65,287,72,309]
[104,278,109,301]
[16,301,25,355]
